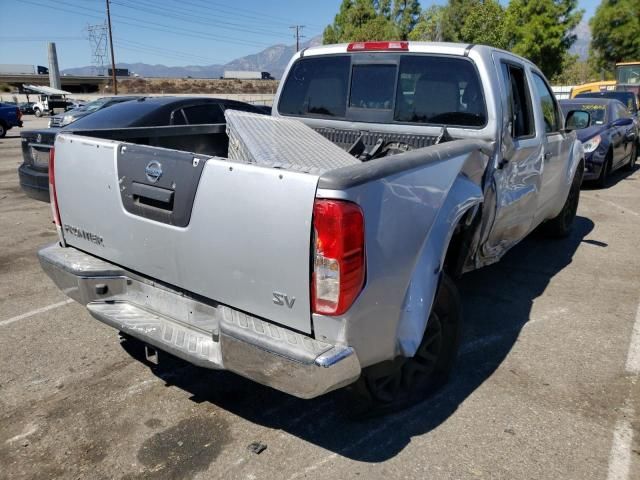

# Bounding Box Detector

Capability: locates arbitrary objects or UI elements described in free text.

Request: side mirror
[612,117,633,127]
[565,110,591,131]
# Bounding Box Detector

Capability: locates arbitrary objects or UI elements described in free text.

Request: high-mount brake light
[347,41,409,52]
[312,199,365,316]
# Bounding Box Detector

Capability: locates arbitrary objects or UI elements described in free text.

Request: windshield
[575,91,638,113]
[82,98,110,113]
[616,64,640,85]
[278,54,487,128]
[562,103,608,126]
[65,99,162,129]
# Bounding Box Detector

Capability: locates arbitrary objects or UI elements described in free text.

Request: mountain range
[62,24,591,79]
[62,35,323,79]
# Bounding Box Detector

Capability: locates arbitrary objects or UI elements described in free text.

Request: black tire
[34,108,42,117]
[624,143,637,171]
[542,163,582,238]
[597,151,612,188]
[349,273,461,416]
[0,122,6,138]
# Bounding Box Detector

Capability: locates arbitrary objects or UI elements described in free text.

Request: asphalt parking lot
[1,116,639,480]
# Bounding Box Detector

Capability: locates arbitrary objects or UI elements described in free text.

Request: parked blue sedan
[560,98,638,187]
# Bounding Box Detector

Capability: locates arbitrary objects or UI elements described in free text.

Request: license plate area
[30,145,51,167]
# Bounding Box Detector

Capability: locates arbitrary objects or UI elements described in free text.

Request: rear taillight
[16,107,22,121]
[48,147,61,226]
[312,199,365,316]
[347,41,408,52]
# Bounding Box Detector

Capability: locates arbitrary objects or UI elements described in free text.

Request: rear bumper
[18,163,50,202]
[38,243,361,399]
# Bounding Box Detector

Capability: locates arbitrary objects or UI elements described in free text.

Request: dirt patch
[128,415,229,480]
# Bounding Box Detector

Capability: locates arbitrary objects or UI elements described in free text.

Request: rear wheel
[350,273,461,416]
[624,143,637,171]
[0,122,6,138]
[34,108,42,117]
[542,163,582,238]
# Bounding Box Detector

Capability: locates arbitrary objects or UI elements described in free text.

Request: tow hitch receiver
[144,344,159,365]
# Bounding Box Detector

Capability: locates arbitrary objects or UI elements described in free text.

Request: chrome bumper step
[88,302,222,368]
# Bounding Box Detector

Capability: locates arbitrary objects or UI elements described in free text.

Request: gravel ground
[0,116,638,480]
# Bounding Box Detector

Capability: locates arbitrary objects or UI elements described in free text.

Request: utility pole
[106,0,117,94]
[289,25,305,52]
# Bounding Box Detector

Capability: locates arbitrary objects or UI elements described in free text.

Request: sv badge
[273,292,295,309]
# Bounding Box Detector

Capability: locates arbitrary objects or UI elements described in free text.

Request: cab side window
[170,109,187,125]
[182,104,225,124]
[616,103,630,119]
[500,62,534,138]
[531,73,561,133]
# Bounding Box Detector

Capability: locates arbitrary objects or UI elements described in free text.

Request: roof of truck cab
[299,42,536,69]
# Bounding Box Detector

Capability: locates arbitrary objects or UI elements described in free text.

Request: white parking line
[606,410,635,480]
[625,301,640,374]
[587,196,640,219]
[0,299,73,327]
[606,297,640,480]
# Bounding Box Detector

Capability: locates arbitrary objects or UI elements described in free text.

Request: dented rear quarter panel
[314,140,490,365]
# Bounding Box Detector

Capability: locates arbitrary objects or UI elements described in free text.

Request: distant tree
[589,0,640,72]
[505,0,583,79]
[391,0,422,40]
[460,0,508,49]
[550,54,596,84]
[411,0,507,48]
[323,0,398,44]
[409,5,445,41]
[441,0,480,42]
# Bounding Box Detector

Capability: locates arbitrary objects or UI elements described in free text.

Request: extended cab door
[482,55,542,258]
[529,70,572,221]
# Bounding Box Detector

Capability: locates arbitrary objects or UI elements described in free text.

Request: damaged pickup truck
[39,42,584,409]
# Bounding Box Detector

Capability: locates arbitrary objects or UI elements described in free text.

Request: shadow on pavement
[582,162,638,190]
[120,216,595,462]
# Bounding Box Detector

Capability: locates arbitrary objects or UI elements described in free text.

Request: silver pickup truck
[39,42,584,409]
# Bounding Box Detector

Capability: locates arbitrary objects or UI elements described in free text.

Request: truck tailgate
[54,134,318,334]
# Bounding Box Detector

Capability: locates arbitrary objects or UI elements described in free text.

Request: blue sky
[0,0,602,69]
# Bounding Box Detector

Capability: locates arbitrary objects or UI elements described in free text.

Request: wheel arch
[395,174,483,357]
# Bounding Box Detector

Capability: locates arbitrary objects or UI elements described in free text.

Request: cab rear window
[278,54,487,128]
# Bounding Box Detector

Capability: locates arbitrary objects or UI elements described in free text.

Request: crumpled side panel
[396,175,483,356]
[224,109,360,174]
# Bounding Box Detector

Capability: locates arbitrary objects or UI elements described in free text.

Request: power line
[0,36,84,41]
[20,0,276,49]
[173,0,323,29]
[114,41,217,64]
[109,0,292,39]
[116,39,218,63]
[175,0,293,28]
